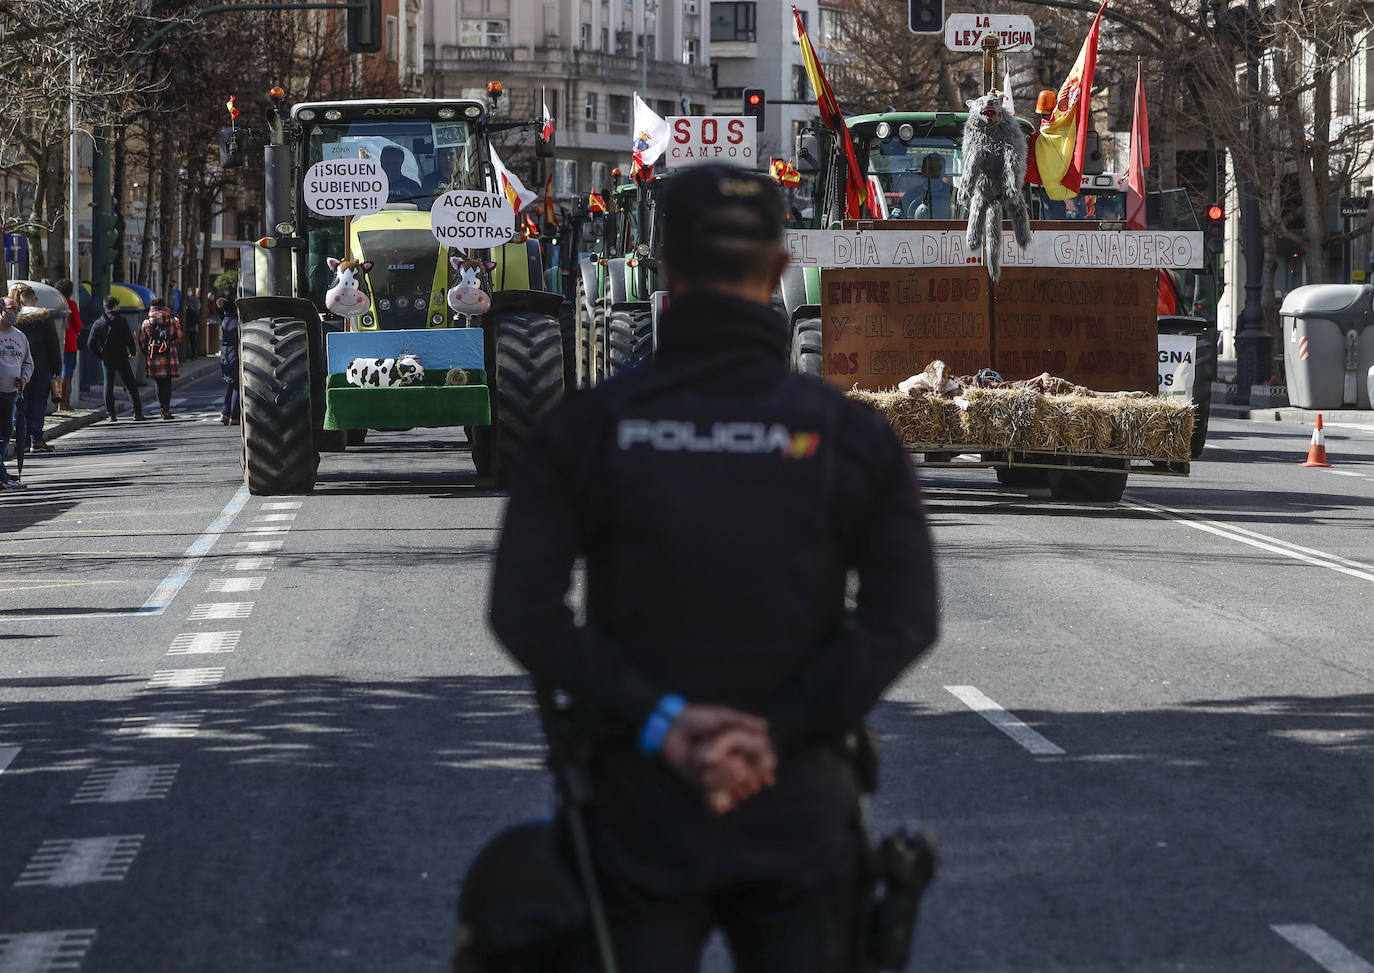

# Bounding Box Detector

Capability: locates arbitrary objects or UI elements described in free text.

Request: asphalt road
[2,382,1373,972]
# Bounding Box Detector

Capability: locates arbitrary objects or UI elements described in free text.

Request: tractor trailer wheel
[489,311,566,486]
[239,316,317,495]
[1047,460,1128,503]
[606,307,653,376]
[558,300,578,391]
[790,317,822,377]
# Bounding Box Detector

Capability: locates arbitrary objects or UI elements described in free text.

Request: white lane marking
[1128,499,1374,585]
[0,747,20,775]
[71,765,178,804]
[233,540,282,553]
[116,713,200,738]
[945,686,1066,756]
[227,557,274,572]
[260,501,303,510]
[14,836,143,887]
[10,486,250,621]
[206,576,265,593]
[139,485,250,615]
[1326,470,1370,479]
[167,631,239,655]
[244,526,289,535]
[0,929,98,972]
[147,668,225,690]
[1272,924,1374,973]
[252,513,296,522]
[188,602,254,620]
[1323,422,1374,435]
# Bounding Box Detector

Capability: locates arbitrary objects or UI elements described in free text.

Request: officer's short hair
[660,165,785,285]
[104,295,120,310]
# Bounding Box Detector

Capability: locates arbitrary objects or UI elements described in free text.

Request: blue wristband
[639,694,687,755]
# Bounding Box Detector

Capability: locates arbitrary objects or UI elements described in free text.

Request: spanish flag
[1033,0,1106,201]
[489,144,538,215]
[542,172,559,229]
[792,5,869,219]
[588,192,608,213]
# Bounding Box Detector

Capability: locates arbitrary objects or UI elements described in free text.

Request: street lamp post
[1232,0,1271,397]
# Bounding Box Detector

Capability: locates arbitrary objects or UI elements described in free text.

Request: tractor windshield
[299,116,482,322]
[866,136,963,221]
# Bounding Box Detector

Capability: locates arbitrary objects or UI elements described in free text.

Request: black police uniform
[489,175,938,973]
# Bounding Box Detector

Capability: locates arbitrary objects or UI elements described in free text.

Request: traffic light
[1204,203,1225,254]
[743,88,765,129]
[908,0,943,33]
[347,0,382,53]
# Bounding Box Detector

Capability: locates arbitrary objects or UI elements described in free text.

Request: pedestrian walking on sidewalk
[218,298,241,425]
[0,297,34,490]
[10,283,61,453]
[89,296,147,422]
[55,279,82,411]
[140,297,182,420]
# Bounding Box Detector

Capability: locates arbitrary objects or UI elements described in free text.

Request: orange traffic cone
[1301,414,1332,467]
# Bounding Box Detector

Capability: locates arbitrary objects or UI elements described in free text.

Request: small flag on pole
[588,192,608,213]
[226,95,240,123]
[541,99,555,142]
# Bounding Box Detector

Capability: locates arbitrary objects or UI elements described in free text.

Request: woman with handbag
[140,297,182,419]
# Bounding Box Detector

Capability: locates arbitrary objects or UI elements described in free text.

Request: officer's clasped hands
[660,704,778,814]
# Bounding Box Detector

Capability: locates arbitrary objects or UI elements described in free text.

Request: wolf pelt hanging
[961,92,1033,281]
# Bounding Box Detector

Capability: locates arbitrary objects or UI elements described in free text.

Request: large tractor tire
[1047,459,1128,503]
[606,307,653,376]
[1190,399,1210,459]
[240,316,316,495]
[790,317,822,377]
[575,278,600,388]
[593,305,606,383]
[489,311,566,486]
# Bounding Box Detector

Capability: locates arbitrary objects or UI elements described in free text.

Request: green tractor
[573,174,676,387]
[224,89,563,493]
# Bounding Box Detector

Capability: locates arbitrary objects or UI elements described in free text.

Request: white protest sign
[303,159,389,217]
[944,14,1035,52]
[430,189,516,248]
[664,116,757,169]
[784,229,1206,271]
[1158,334,1197,399]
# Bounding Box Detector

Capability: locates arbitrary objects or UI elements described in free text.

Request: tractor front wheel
[606,307,653,376]
[488,311,566,486]
[239,316,317,495]
[790,317,822,377]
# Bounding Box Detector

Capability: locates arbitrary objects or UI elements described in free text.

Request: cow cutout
[345,351,425,388]
[447,252,494,324]
[326,256,375,319]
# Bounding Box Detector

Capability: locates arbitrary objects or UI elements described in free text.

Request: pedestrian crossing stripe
[14,836,143,887]
[71,765,178,804]
[116,713,201,738]
[146,668,225,690]
[0,929,98,972]
[188,602,254,620]
[167,631,239,655]
[206,576,265,593]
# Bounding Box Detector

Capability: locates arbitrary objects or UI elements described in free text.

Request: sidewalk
[42,357,224,441]
[1211,357,1374,425]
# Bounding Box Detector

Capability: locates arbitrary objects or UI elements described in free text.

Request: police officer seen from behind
[490,164,938,972]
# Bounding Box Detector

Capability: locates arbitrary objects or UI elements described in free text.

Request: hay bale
[848,390,963,447]
[960,387,1042,449]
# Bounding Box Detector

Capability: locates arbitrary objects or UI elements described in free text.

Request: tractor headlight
[297,109,316,122]
[897,123,915,142]
[325,109,343,121]
[464,105,482,118]
[875,122,891,140]
[438,108,456,119]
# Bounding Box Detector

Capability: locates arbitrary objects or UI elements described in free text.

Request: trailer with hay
[781,226,1205,501]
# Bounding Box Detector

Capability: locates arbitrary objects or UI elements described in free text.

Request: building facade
[424,0,714,200]
[709,0,821,166]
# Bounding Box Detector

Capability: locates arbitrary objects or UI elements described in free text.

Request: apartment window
[1336,56,1353,114]
[683,37,698,64]
[641,33,655,58]
[684,0,698,12]
[656,99,675,120]
[609,94,631,135]
[555,159,579,197]
[591,161,610,192]
[584,92,599,132]
[601,27,609,51]
[580,22,593,48]
[385,15,398,61]
[792,64,810,101]
[461,19,508,47]
[710,2,756,42]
